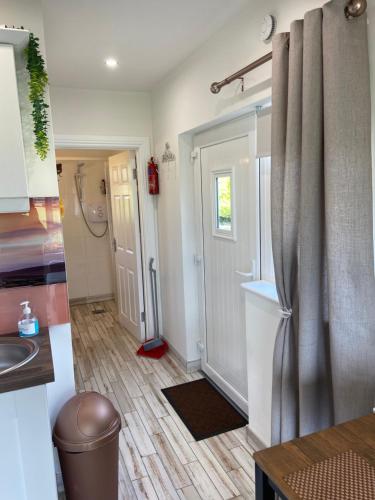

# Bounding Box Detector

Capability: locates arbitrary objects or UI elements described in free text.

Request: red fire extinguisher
[148,157,159,195]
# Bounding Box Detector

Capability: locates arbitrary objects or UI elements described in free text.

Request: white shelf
[0,27,29,51]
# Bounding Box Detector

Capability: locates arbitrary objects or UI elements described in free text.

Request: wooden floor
[68,300,256,499]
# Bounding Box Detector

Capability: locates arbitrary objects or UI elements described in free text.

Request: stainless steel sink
[0,337,39,376]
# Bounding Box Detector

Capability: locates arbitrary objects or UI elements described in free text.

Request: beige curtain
[271,0,375,444]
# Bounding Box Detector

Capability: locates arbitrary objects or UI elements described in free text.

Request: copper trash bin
[53,392,121,500]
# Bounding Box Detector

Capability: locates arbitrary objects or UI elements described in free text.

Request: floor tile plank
[230,446,255,481]
[132,476,159,500]
[128,359,148,386]
[228,468,255,499]
[118,457,137,499]
[189,441,240,499]
[119,428,148,480]
[177,485,202,500]
[112,380,136,413]
[119,369,143,398]
[152,433,192,489]
[133,396,163,435]
[231,428,255,455]
[205,435,241,473]
[217,431,241,451]
[125,411,156,457]
[185,461,222,500]
[141,384,169,419]
[143,454,180,500]
[159,416,197,465]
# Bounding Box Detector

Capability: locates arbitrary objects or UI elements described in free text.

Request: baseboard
[161,336,201,374]
[186,358,201,373]
[69,294,114,306]
[246,425,267,451]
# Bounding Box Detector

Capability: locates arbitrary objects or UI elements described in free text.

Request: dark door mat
[162,378,248,441]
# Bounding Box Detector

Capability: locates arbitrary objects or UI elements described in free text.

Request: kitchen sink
[0,337,39,376]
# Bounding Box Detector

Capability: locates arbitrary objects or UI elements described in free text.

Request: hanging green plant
[24,33,49,161]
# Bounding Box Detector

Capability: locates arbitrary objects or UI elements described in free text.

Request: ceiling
[41,0,248,91]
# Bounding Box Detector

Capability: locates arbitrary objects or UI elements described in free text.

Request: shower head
[76,162,85,176]
[75,162,85,201]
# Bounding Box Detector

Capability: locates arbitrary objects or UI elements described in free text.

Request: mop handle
[149,258,160,339]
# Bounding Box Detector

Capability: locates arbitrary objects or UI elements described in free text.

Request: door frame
[54,134,161,343]
[192,128,260,415]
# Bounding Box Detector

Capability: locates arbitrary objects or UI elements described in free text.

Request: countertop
[0,327,54,394]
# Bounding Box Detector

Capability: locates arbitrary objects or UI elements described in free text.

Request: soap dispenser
[18,301,39,337]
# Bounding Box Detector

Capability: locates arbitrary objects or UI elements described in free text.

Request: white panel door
[108,152,144,340]
[200,136,253,413]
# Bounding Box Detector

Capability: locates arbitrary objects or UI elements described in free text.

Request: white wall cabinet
[0,29,30,213]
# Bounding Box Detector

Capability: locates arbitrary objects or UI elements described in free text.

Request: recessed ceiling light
[105,58,118,69]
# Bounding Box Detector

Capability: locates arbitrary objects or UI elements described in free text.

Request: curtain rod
[210,0,367,94]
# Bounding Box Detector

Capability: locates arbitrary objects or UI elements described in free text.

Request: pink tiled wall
[0,283,70,335]
[0,197,70,334]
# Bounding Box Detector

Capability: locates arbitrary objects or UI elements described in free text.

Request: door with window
[199,133,257,413]
[108,151,145,341]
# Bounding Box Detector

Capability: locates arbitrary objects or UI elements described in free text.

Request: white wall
[47,324,76,425]
[152,0,375,363]
[57,159,113,301]
[50,86,152,138]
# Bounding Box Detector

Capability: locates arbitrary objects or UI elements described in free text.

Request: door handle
[235,270,253,278]
[235,260,256,279]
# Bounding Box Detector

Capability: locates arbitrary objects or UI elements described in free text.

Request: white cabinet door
[200,135,254,413]
[0,385,58,500]
[0,45,29,212]
[108,152,145,340]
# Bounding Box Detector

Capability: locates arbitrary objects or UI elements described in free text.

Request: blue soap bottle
[18,301,39,337]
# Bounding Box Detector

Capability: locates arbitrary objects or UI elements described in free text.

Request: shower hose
[74,175,108,238]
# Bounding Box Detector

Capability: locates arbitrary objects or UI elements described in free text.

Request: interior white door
[108,151,145,340]
[200,136,253,413]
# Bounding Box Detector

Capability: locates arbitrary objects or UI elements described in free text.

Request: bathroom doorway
[55,137,158,343]
[56,149,117,304]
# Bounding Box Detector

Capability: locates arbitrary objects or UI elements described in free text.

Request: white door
[108,151,145,340]
[200,136,254,413]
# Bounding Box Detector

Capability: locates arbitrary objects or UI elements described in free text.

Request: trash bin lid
[53,392,121,452]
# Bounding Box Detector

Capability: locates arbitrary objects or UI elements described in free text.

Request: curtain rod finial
[345,0,367,19]
[210,82,221,94]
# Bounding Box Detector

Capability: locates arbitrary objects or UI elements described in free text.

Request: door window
[213,171,235,239]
